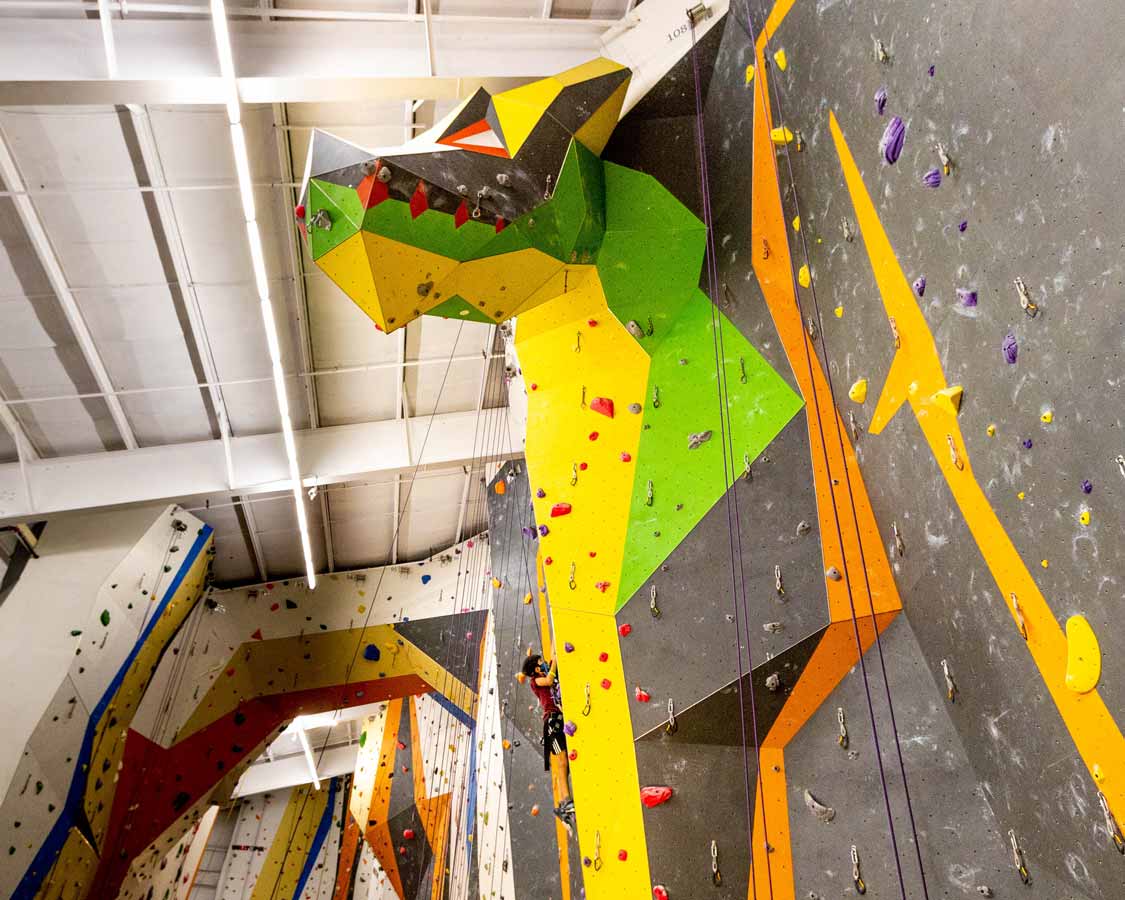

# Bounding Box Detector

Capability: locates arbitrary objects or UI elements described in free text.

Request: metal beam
[0,130,138,451]
[0,409,523,524]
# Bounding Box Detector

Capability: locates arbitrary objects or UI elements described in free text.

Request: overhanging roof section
[0,410,522,525]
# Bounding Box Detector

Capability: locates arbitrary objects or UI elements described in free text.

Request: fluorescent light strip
[212,0,317,589]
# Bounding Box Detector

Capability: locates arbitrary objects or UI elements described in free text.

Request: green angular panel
[362,200,496,262]
[602,161,700,233]
[617,291,804,609]
[425,294,496,324]
[308,180,363,259]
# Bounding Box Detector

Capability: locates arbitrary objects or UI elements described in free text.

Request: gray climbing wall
[484,460,584,898]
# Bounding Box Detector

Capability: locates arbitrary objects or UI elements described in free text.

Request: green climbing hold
[99,610,110,627]
[70,630,82,637]
[359,731,367,748]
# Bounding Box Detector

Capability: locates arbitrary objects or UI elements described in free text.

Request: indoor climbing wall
[0,504,214,900]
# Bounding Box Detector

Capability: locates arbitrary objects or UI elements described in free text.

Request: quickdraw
[1014,277,1038,318]
[775,565,785,597]
[593,830,603,871]
[889,315,901,349]
[1009,592,1028,640]
[1098,791,1125,854]
[947,434,964,471]
[743,452,753,482]
[568,562,577,591]
[574,331,582,353]
[653,385,662,409]
[1115,454,1125,481]
[837,707,849,750]
[582,682,592,717]
[646,480,655,507]
[711,839,722,886]
[570,463,579,487]
[650,584,662,619]
[941,658,957,703]
[580,385,587,409]
[892,520,905,557]
[806,315,817,341]
[544,173,554,200]
[665,697,678,735]
[1009,828,1031,884]
[851,844,866,895]
[936,141,953,176]
[739,357,748,384]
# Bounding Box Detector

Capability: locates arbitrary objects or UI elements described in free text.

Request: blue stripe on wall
[292,776,339,900]
[14,523,213,900]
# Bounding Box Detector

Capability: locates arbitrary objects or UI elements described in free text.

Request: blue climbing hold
[364,644,381,662]
[421,574,432,584]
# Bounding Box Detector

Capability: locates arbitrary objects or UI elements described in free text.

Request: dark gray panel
[393,610,489,690]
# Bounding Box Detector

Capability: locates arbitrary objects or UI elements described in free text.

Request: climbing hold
[421,574,431,584]
[928,64,936,76]
[516,673,527,684]
[641,786,673,808]
[1080,510,1091,526]
[1065,615,1101,693]
[100,609,110,627]
[773,48,788,69]
[797,264,811,288]
[770,126,795,145]
[986,424,997,437]
[285,599,298,609]
[545,556,553,564]
[494,480,506,495]
[588,431,599,441]
[687,431,713,450]
[550,503,572,518]
[874,87,887,115]
[538,524,549,537]
[599,652,609,662]
[792,215,801,232]
[745,64,755,84]
[956,289,977,307]
[803,790,836,823]
[530,805,540,817]
[564,642,575,653]
[975,887,994,898]
[913,276,926,297]
[587,318,598,327]
[922,169,942,188]
[1081,479,1093,494]
[563,721,577,736]
[765,673,781,692]
[620,452,632,462]
[1002,332,1018,364]
[523,593,533,605]
[491,577,502,588]
[930,385,963,415]
[601,678,612,689]
[763,621,784,634]
[579,461,588,470]
[628,402,642,414]
[1017,492,1026,501]
[619,623,632,637]
[635,687,651,703]
[363,644,380,662]
[833,305,844,318]
[251,628,263,641]
[590,397,615,418]
[1022,438,1033,450]
[796,520,811,536]
[294,204,306,219]
[595,580,610,593]
[959,220,968,232]
[530,383,538,391]
[1040,410,1053,424]
[618,850,628,862]
[536,488,546,498]
[403,829,415,840]
[825,566,842,581]
[879,116,906,164]
[1041,559,1049,568]
[653,887,670,900]
[848,379,868,404]
[569,750,578,761]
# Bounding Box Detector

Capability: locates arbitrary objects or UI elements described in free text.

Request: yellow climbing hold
[930,385,963,415]
[491,577,503,589]
[1040,559,1049,569]
[848,379,868,404]
[833,305,844,318]
[792,216,801,232]
[770,126,795,145]
[986,424,997,437]
[1079,510,1091,526]
[357,604,366,614]
[1093,764,1106,784]
[774,48,788,71]
[523,592,534,605]
[745,64,755,84]
[1065,615,1101,694]
[797,264,811,287]
[1017,492,1025,501]
[1040,410,1053,424]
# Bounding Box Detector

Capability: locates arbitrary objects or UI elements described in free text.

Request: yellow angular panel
[508,264,596,324]
[573,79,630,156]
[361,232,460,331]
[317,233,386,330]
[1065,615,1101,694]
[493,77,564,121]
[491,93,552,158]
[433,246,565,322]
[552,56,628,87]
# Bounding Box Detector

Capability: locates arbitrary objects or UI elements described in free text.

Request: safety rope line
[740,1,930,896]
[689,15,774,898]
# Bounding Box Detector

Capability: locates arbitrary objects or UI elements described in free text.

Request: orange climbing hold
[495,480,506,495]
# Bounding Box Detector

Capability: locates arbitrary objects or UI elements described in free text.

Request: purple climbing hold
[957,289,978,308]
[1002,332,1018,364]
[563,720,578,737]
[538,524,549,537]
[879,116,906,164]
[874,87,888,116]
[958,220,968,232]
[564,642,575,653]
[913,276,926,297]
[536,488,546,499]
[928,64,936,77]
[1022,438,1034,450]
[922,168,942,188]
[1081,479,1093,494]
[421,574,431,585]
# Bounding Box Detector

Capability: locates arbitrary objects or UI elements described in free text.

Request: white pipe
[295,725,321,790]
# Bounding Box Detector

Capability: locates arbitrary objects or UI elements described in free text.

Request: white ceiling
[0,0,629,584]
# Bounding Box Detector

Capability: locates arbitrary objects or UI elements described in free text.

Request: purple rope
[737,2,929,898]
[689,18,774,898]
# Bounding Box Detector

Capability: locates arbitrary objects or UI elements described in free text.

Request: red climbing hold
[620,452,632,462]
[598,652,609,662]
[653,886,670,900]
[530,383,538,391]
[589,551,597,558]
[589,431,599,441]
[635,686,651,703]
[588,318,598,327]
[550,503,572,518]
[403,829,416,840]
[226,668,236,678]
[356,173,389,209]
[590,397,614,418]
[454,198,469,229]
[618,850,628,861]
[495,216,507,233]
[270,602,280,611]
[397,740,406,750]
[601,678,612,689]
[640,786,673,808]
[251,629,263,641]
[294,204,306,219]
[618,623,632,637]
[569,750,578,761]
[410,181,428,219]
[579,462,588,471]
[595,581,610,592]
[545,557,553,565]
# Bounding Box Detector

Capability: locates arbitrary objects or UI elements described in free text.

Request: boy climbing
[521,653,577,834]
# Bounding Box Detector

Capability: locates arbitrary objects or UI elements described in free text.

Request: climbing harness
[775,565,785,597]
[582,683,592,717]
[568,562,577,591]
[889,315,901,349]
[570,463,579,486]
[941,658,957,703]
[739,357,748,384]
[1008,829,1031,884]
[1013,277,1038,318]
[892,521,905,557]
[837,707,849,749]
[1009,592,1028,640]
[711,839,722,886]
[947,434,964,471]
[851,844,867,894]
[649,584,662,619]
[665,697,678,735]
[593,831,603,871]
[652,385,661,409]
[1098,791,1125,854]
[646,480,655,507]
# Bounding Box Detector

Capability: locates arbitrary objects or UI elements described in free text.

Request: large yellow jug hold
[1065,615,1101,693]
[848,379,868,404]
